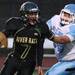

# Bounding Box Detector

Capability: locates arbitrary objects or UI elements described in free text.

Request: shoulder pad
[5,17,24,30]
[6,17,22,25]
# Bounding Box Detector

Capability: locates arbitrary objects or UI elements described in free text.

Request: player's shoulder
[6,17,22,25]
[46,15,60,25]
[69,23,75,26]
[48,15,60,22]
[69,23,75,30]
[38,18,48,27]
[52,15,60,19]
[5,17,24,30]
[38,18,50,32]
[67,23,75,28]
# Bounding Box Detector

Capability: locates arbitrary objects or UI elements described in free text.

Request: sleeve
[46,19,52,30]
[43,22,54,40]
[66,25,75,42]
[36,38,44,66]
[46,15,60,30]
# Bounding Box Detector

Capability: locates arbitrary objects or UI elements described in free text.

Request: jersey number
[21,45,31,59]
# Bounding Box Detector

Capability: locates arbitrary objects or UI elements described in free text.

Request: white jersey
[47,15,75,61]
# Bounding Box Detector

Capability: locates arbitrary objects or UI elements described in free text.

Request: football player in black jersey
[0,1,54,75]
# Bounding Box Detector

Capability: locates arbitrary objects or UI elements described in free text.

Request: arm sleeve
[44,22,54,40]
[46,19,52,30]
[36,38,44,66]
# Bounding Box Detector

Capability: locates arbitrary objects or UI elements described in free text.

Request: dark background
[0,0,75,31]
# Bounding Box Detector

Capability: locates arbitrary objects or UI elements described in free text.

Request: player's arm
[46,27,71,44]
[36,38,44,75]
[51,25,75,44]
[48,29,73,44]
[52,35,70,44]
[0,32,7,48]
[46,16,71,44]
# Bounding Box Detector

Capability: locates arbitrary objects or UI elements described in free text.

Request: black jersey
[13,20,52,66]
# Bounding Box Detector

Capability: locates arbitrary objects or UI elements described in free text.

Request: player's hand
[37,66,44,75]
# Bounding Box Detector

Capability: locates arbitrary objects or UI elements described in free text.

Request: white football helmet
[60,4,75,25]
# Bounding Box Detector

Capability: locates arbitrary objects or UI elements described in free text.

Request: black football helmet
[20,1,39,18]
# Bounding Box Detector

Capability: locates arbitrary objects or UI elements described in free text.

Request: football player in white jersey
[45,4,75,75]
